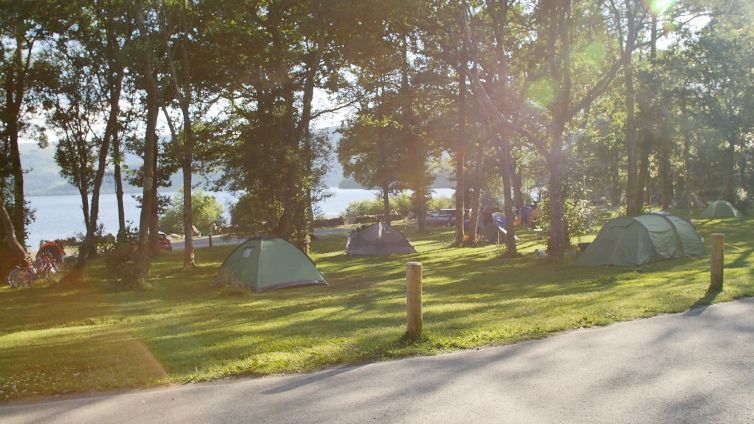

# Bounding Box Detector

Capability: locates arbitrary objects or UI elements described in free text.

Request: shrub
[427,196,454,211]
[102,227,148,290]
[341,192,455,224]
[160,190,224,235]
[539,194,598,246]
[103,242,144,289]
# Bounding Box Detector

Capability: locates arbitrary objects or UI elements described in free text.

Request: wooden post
[710,233,724,291]
[406,262,423,338]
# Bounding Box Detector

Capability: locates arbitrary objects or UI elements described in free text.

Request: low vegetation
[1,215,753,402]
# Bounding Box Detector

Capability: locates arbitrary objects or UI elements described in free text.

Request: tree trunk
[659,139,672,210]
[180,105,195,268]
[740,150,748,193]
[79,69,124,267]
[722,136,736,202]
[4,36,29,247]
[497,135,517,255]
[609,150,622,207]
[466,143,485,245]
[511,157,524,210]
[113,134,127,240]
[136,0,158,278]
[294,46,322,252]
[636,137,651,210]
[0,196,27,268]
[414,141,427,232]
[382,185,391,225]
[162,9,197,267]
[680,100,692,194]
[624,54,640,217]
[453,148,466,245]
[547,151,566,259]
[453,65,467,246]
[149,128,160,253]
[8,125,25,246]
[79,188,91,233]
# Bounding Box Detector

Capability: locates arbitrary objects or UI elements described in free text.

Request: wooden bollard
[406,262,423,338]
[710,233,724,291]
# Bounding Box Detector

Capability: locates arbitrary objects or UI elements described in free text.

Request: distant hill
[321,126,454,190]
[20,127,452,197]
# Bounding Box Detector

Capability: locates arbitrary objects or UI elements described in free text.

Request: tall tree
[685,15,754,201]
[466,0,620,258]
[160,1,202,269]
[134,0,160,280]
[0,1,68,245]
[79,0,130,264]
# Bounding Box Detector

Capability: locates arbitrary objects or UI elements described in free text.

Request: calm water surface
[26,188,454,249]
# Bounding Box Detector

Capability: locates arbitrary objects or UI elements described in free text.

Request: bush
[341,192,455,224]
[102,226,148,290]
[103,242,143,289]
[342,199,382,224]
[427,196,454,211]
[539,194,598,246]
[160,190,224,235]
[73,223,116,256]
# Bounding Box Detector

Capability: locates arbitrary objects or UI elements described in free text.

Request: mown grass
[1,214,753,402]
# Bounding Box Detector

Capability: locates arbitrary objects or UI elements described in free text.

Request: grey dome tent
[701,200,742,218]
[214,237,327,292]
[577,213,704,266]
[346,222,416,256]
[672,192,706,209]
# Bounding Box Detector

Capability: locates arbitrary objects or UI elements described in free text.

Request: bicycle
[7,254,57,288]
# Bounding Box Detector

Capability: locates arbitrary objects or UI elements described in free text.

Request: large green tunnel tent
[577,213,704,266]
[214,237,327,292]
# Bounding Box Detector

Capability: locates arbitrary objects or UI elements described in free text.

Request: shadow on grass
[3,216,754,400]
[684,284,722,317]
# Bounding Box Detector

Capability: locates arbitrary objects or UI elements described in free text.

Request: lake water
[25,188,455,249]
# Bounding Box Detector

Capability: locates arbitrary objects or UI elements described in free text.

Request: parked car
[426,209,455,226]
[426,209,471,227]
[158,231,173,251]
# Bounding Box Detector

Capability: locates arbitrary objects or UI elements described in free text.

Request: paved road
[170,235,243,251]
[171,228,352,251]
[3,298,753,423]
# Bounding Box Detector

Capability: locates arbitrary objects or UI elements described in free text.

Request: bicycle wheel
[8,268,32,288]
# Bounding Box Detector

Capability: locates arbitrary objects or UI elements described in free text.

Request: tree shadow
[684,284,722,317]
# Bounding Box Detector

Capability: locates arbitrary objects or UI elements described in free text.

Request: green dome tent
[214,237,327,292]
[577,213,704,267]
[346,222,416,256]
[701,200,742,218]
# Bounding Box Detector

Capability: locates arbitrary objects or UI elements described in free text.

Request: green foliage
[102,241,142,289]
[159,190,224,235]
[341,193,454,223]
[338,114,408,192]
[539,192,599,244]
[428,196,455,211]
[229,192,281,235]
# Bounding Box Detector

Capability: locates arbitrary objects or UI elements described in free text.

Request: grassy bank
[1,216,753,402]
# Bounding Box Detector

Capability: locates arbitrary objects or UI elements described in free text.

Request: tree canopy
[1,0,753,272]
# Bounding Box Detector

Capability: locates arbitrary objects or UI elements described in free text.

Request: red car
[158,232,173,251]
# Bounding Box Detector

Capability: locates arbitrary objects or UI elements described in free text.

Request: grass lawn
[1,214,753,402]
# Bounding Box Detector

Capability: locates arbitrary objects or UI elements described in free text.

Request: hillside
[20,127,453,197]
